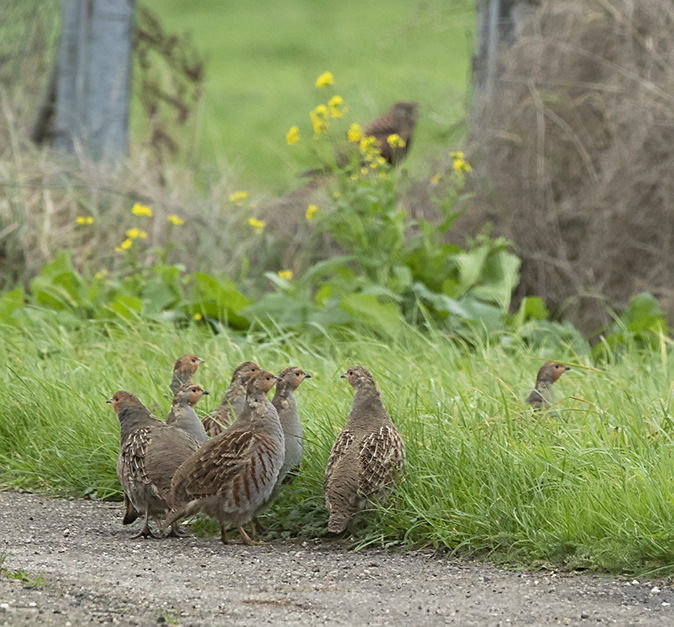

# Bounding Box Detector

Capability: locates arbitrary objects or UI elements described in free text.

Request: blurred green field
[136,0,475,191]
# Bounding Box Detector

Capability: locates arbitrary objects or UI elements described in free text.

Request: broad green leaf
[340,293,402,339]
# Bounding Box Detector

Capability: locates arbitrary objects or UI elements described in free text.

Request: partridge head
[526,362,570,410]
[166,384,209,445]
[170,354,204,395]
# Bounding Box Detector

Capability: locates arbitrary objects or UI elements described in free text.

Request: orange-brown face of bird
[231,361,260,385]
[537,362,570,384]
[106,390,141,414]
[174,354,204,375]
[278,367,312,392]
[341,366,375,389]
[184,384,209,406]
[246,370,279,396]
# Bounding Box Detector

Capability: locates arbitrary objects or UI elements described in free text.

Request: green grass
[134,0,475,190]
[2,314,674,575]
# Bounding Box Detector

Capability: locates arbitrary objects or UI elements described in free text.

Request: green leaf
[340,293,402,339]
[108,296,143,319]
[0,288,25,325]
[191,273,250,329]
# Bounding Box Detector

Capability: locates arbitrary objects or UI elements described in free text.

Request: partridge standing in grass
[254,366,311,519]
[201,361,260,438]
[170,354,204,395]
[324,366,405,534]
[526,362,570,411]
[166,370,285,546]
[166,384,209,445]
[109,391,199,538]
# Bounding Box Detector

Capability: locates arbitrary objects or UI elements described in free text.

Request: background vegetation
[2,0,674,578]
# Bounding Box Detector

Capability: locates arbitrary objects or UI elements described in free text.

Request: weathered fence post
[53,0,136,160]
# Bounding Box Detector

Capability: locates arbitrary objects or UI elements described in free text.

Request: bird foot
[130,524,160,539]
[238,525,265,546]
[164,523,190,538]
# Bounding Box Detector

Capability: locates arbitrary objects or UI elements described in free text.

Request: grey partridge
[324,366,405,534]
[165,370,285,546]
[526,362,570,410]
[166,384,209,445]
[254,366,311,518]
[170,354,204,395]
[108,390,199,538]
[361,101,419,166]
[201,361,260,438]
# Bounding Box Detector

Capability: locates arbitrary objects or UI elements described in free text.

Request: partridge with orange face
[170,354,204,395]
[166,370,285,546]
[166,384,209,445]
[324,366,405,534]
[526,362,570,411]
[201,361,260,438]
[108,391,199,538]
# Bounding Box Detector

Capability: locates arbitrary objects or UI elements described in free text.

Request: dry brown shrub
[464,0,674,334]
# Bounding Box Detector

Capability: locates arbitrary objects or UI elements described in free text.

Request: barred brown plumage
[108,390,199,538]
[324,366,405,534]
[166,384,209,445]
[166,370,285,546]
[361,101,419,166]
[526,362,570,411]
[169,354,204,395]
[201,361,260,438]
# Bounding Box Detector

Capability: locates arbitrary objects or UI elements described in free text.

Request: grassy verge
[1,314,674,575]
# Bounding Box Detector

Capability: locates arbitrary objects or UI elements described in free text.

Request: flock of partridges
[107,356,568,545]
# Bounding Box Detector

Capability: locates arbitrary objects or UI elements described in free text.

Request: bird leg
[164,522,190,538]
[238,525,265,546]
[130,511,160,539]
[251,517,267,537]
[219,524,229,545]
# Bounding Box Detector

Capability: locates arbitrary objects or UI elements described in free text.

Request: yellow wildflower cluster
[286,126,299,146]
[95,269,108,280]
[315,71,334,88]
[132,203,153,217]
[450,151,472,175]
[387,134,406,148]
[430,173,442,185]
[229,191,248,206]
[248,217,265,234]
[347,123,362,143]
[305,204,317,221]
[115,239,133,253]
[278,270,293,281]
[310,104,329,136]
[328,95,346,118]
[168,215,184,226]
[126,228,147,240]
[76,216,93,225]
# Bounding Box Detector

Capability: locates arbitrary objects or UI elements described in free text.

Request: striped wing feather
[357,425,405,497]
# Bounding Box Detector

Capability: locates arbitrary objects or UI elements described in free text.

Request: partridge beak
[275,376,282,381]
[198,358,205,364]
[564,366,571,371]
[202,389,210,395]
[340,372,347,378]
[106,397,113,404]
[304,373,312,379]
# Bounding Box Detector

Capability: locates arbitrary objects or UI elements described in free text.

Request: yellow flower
[76,216,93,225]
[248,217,265,234]
[168,214,184,226]
[193,312,202,321]
[116,239,133,251]
[229,191,248,205]
[449,151,465,160]
[132,203,153,217]
[347,123,362,143]
[387,133,406,148]
[305,204,318,221]
[360,167,368,176]
[286,125,300,145]
[359,135,376,153]
[95,269,108,280]
[278,270,293,281]
[379,172,386,179]
[431,174,442,185]
[350,174,358,181]
[310,105,330,136]
[315,71,334,88]
[126,228,141,239]
[328,95,346,118]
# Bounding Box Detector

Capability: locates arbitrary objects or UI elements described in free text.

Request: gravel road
[0,490,672,626]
